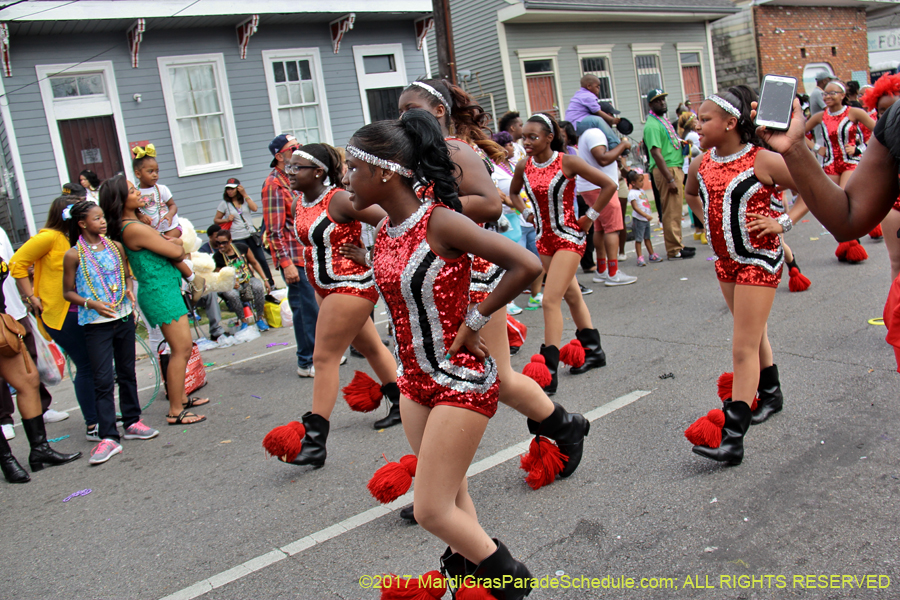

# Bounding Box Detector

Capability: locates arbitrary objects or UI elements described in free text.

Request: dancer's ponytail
[716,85,761,146]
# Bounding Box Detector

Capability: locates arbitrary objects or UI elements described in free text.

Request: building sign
[869,29,900,51]
[81,148,102,164]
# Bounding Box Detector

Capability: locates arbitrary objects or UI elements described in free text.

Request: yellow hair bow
[132,143,156,159]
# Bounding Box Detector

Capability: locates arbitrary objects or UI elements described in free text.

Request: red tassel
[457,585,495,599]
[380,571,446,599]
[870,224,883,239]
[343,371,384,412]
[368,454,418,503]
[520,436,567,490]
[845,240,868,263]
[684,409,725,448]
[522,354,552,387]
[262,421,305,462]
[559,339,586,367]
[716,372,734,401]
[788,267,811,292]
[835,241,851,260]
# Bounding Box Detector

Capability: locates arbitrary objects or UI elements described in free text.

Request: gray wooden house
[427,0,736,137]
[0,0,433,243]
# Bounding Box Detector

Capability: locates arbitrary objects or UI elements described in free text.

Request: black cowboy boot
[751,364,783,425]
[527,403,590,478]
[540,344,559,396]
[0,431,29,483]
[22,416,81,472]
[289,412,330,467]
[373,382,402,429]
[692,400,752,466]
[467,539,533,600]
[441,546,476,599]
[569,328,607,375]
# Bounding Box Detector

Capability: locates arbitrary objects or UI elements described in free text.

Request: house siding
[504,21,713,138]
[710,8,759,90]
[4,19,428,233]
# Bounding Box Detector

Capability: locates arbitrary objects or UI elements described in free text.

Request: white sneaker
[43,409,70,423]
[617,252,627,261]
[592,271,610,283]
[340,355,347,365]
[507,302,523,316]
[605,271,638,286]
[1,423,14,440]
[297,365,315,378]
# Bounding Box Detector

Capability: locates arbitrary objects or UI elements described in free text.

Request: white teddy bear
[179,217,236,294]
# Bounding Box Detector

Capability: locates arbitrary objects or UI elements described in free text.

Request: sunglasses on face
[280,145,301,156]
[284,164,319,175]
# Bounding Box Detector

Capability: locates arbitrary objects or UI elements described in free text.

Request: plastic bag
[233,324,260,343]
[29,315,63,386]
[159,341,207,397]
[280,298,293,328]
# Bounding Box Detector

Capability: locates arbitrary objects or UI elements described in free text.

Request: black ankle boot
[289,412,329,467]
[692,400,752,465]
[569,328,606,375]
[540,344,559,396]
[441,546,476,598]
[399,504,417,523]
[22,416,81,472]
[527,403,590,478]
[373,382,402,429]
[751,364,783,425]
[0,431,29,483]
[467,539,533,600]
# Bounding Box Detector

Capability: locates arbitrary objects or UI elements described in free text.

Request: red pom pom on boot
[559,339,585,367]
[870,224,884,239]
[343,371,384,412]
[788,267,811,292]
[368,454,418,503]
[716,372,758,410]
[379,571,447,599]
[262,421,305,462]
[684,409,725,447]
[845,240,869,263]
[520,435,566,490]
[522,354,552,388]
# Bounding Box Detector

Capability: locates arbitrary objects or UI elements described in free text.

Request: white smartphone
[755,75,798,131]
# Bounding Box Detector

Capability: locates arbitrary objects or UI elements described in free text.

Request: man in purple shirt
[566,74,621,128]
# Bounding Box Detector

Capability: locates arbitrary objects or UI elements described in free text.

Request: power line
[0,43,119,99]
[4,0,80,21]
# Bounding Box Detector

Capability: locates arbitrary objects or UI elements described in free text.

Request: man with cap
[261,134,319,377]
[642,89,695,260]
[809,71,832,116]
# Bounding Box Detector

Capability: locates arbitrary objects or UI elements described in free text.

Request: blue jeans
[519,226,539,257]
[286,266,318,368]
[84,314,140,442]
[195,292,224,339]
[45,310,97,426]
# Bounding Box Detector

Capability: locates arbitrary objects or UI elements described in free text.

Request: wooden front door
[681,66,704,104]
[58,116,123,183]
[527,75,559,119]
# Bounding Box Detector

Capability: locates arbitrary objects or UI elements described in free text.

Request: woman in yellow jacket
[11,195,97,439]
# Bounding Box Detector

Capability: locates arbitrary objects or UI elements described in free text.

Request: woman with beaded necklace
[62,201,159,465]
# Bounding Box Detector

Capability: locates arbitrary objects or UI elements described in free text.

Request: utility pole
[432,0,457,84]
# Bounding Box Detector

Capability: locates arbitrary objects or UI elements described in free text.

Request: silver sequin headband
[346,145,414,178]
[292,150,327,171]
[707,95,741,119]
[409,81,452,112]
[830,81,846,93]
[533,113,554,129]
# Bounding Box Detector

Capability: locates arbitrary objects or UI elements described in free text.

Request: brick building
[711,0,893,96]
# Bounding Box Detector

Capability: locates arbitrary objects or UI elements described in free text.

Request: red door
[58,116,123,183]
[527,75,559,119]
[682,66,704,104]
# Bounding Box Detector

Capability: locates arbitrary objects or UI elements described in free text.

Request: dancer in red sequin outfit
[508,113,618,395]
[392,81,591,504]
[684,86,804,465]
[267,144,400,468]
[346,110,539,599]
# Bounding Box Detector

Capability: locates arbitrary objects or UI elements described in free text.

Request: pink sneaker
[123,420,159,440]
[636,256,647,267]
[648,253,663,263]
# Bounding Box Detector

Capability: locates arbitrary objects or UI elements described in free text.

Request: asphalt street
[2,216,898,600]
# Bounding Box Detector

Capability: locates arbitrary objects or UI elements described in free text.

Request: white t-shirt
[0,227,26,319]
[139,184,180,233]
[628,189,652,222]
[683,130,702,170]
[576,128,618,193]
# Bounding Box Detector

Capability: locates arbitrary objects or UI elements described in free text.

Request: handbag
[0,313,26,358]
[158,341,208,397]
[235,204,263,246]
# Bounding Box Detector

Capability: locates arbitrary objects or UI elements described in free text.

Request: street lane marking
[158,389,651,600]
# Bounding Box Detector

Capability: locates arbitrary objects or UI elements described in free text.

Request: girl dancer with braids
[805,80,877,264]
[349,109,536,599]
[395,79,592,502]
[683,86,805,465]
[261,144,401,468]
[508,113,619,395]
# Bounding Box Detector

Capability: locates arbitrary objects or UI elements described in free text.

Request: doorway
[58,116,124,183]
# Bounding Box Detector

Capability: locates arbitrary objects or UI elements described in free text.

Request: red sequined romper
[697,144,783,288]
[523,151,585,256]
[821,106,861,176]
[373,202,499,417]
[294,186,379,304]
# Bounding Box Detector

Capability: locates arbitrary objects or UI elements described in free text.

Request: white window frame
[157,53,242,177]
[516,47,564,119]
[351,43,408,124]
[676,43,707,105]
[261,48,333,144]
[575,44,617,108]
[35,60,131,189]
[631,43,665,122]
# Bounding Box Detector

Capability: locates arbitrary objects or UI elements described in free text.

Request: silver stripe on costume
[533,113,554,130]
[523,164,584,248]
[346,145,414,178]
[309,210,375,291]
[292,150,327,171]
[408,81,452,112]
[385,201,430,238]
[722,169,784,273]
[532,150,558,169]
[708,95,741,119]
[301,185,335,208]
[836,113,860,166]
[469,260,504,295]
[709,143,752,164]
[404,241,497,393]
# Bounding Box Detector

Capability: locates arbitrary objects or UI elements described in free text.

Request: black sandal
[183,397,210,408]
[166,410,206,426]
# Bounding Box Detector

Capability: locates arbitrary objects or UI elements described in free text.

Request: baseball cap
[600,101,620,116]
[815,71,833,82]
[646,89,668,103]
[225,178,240,188]
[268,134,298,168]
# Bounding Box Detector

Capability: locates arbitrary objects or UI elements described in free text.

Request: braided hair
[67,200,102,247]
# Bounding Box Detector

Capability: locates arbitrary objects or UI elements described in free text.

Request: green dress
[122,222,187,328]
